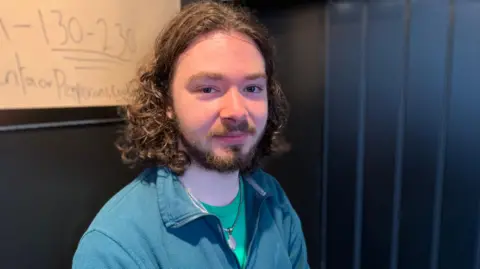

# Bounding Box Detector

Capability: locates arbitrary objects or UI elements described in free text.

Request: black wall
[255,1,480,269]
[0,124,138,269]
[323,1,480,269]
[257,4,325,269]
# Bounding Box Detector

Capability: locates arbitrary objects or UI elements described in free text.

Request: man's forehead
[173,31,266,85]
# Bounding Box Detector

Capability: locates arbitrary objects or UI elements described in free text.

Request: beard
[176,117,260,173]
[180,134,257,173]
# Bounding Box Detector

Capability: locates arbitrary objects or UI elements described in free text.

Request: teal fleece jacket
[72,167,310,269]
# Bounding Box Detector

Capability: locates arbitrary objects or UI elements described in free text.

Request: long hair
[116,0,290,176]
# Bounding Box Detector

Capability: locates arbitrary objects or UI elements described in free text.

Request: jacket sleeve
[287,206,311,269]
[72,230,143,269]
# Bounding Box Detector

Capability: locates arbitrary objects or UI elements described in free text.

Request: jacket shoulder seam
[83,229,146,269]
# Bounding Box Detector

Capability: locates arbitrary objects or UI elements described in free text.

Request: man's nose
[219,89,247,121]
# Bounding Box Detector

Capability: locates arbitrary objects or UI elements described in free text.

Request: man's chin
[181,136,255,172]
[208,152,239,165]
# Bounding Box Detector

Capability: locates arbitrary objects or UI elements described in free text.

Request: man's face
[170,31,268,172]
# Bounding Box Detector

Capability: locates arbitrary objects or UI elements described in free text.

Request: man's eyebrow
[244,72,267,80]
[186,72,224,85]
[186,72,267,85]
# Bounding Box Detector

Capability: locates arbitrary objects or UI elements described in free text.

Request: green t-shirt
[201,179,247,268]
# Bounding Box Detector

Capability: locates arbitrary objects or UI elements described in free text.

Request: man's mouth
[213,132,249,144]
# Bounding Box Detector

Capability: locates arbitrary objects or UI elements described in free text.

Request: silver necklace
[183,181,243,251]
[223,184,242,250]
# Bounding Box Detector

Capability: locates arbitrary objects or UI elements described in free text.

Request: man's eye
[244,86,263,93]
[201,87,216,94]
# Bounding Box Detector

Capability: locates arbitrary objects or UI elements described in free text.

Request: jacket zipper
[244,197,266,269]
[182,186,242,268]
[214,220,242,269]
[176,213,241,268]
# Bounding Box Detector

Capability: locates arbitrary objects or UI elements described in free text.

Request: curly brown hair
[116,0,290,176]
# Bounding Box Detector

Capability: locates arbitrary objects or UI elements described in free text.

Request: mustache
[209,120,256,137]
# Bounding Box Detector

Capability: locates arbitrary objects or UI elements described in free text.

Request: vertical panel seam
[390,0,411,268]
[320,3,331,269]
[430,1,455,268]
[353,2,368,269]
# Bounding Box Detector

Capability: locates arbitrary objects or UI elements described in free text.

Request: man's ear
[166,106,174,119]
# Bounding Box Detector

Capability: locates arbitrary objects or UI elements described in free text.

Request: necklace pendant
[227,233,237,250]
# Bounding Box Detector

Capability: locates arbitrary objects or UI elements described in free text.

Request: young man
[72,1,309,268]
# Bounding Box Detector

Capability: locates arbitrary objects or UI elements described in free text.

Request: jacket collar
[155,166,271,228]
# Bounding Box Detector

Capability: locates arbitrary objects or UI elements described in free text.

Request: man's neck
[179,163,240,207]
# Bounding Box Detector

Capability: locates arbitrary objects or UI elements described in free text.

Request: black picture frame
[0,106,123,132]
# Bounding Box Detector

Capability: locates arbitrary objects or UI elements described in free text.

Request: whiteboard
[0,0,180,109]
